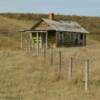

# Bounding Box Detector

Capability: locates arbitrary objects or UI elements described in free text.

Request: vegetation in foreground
[0,46,100,100]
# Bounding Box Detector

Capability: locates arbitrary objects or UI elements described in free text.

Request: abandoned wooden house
[22,13,89,48]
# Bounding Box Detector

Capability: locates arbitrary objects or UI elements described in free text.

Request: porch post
[29,32,33,50]
[37,32,39,55]
[84,34,86,46]
[56,31,58,47]
[46,31,48,48]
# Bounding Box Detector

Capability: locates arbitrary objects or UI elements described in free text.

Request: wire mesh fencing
[22,42,100,92]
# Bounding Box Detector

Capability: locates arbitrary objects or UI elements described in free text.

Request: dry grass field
[0,15,100,100]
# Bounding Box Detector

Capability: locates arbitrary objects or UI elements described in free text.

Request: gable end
[31,20,51,30]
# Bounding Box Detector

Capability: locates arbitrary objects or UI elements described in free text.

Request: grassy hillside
[0,13,100,42]
[0,15,33,50]
[0,14,99,33]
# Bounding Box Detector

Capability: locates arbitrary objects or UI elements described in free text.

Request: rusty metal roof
[29,18,89,33]
[41,18,89,33]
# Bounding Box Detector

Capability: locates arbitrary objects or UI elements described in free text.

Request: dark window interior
[80,34,83,40]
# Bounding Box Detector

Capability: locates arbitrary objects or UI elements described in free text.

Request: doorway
[79,33,84,45]
[40,33,46,48]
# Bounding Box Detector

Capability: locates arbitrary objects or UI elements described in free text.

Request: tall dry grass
[0,44,100,100]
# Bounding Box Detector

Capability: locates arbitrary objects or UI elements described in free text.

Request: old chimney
[49,13,54,20]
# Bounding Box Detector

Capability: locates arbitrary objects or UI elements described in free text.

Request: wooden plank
[23,30,47,33]
[37,32,39,56]
[29,33,32,51]
[56,32,58,47]
[46,31,48,48]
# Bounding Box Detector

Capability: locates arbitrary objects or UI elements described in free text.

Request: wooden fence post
[29,33,33,51]
[58,50,62,78]
[50,47,53,65]
[68,57,73,81]
[28,39,31,53]
[43,46,46,63]
[85,59,90,92]
[25,39,28,52]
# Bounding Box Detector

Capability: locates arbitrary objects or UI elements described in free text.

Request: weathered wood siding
[34,21,51,30]
[56,32,86,46]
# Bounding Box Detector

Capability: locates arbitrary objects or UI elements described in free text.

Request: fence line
[23,41,93,92]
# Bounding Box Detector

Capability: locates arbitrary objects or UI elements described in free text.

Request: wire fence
[22,45,90,91]
[21,38,100,92]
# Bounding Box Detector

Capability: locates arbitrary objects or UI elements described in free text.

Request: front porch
[20,30,86,49]
[31,31,86,48]
[31,30,57,48]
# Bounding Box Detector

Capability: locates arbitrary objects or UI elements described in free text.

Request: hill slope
[1,13,100,41]
[1,13,100,33]
[0,16,32,50]
[0,14,100,49]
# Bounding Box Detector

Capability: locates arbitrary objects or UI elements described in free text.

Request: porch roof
[19,30,47,33]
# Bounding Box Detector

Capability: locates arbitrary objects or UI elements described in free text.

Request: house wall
[32,31,56,48]
[34,21,50,30]
[32,32,45,48]
[48,31,56,47]
[31,31,86,48]
[56,32,86,47]
[31,19,87,47]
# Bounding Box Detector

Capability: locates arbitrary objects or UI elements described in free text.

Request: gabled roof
[32,18,89,33]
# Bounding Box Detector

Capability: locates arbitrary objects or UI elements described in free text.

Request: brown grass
[0,44,99,100]
[0,15,99,100]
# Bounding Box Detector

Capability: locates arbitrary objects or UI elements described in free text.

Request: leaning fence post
[68,57,73,81]
[50,47,53,65]
[85,59,90,92]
